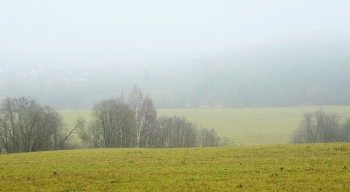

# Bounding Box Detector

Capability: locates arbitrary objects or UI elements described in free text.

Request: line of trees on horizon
[0,86,223,154]
[78,85,223,149]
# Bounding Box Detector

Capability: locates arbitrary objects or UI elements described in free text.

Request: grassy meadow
[1,143,350,191]
[59,106,350,146]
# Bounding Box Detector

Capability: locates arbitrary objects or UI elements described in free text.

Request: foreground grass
[1,143,350,191]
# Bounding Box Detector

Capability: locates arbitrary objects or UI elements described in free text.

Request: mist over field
[1,1,350,109]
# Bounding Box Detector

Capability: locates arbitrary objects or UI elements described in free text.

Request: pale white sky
[1,0,349,68]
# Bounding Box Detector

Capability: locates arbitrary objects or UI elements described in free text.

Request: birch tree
[128,85,157,148]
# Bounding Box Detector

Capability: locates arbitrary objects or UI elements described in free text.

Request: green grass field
[3,107,350,191]
[1,143,350,191]
[59,106,350,146]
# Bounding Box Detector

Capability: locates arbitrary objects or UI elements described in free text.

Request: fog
[1,1,350,109]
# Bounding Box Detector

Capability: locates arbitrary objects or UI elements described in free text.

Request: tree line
[0,97,84,153]
[78,85,222,149]
[0,86,222,154]
[292,110,350,143]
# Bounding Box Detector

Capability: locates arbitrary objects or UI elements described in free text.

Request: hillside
[1,143,349,191]
[2,37,350,109]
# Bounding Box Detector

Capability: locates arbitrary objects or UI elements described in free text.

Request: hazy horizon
[1,1,350,108]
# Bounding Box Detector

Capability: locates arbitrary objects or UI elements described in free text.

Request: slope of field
[1,143,350,191]
[59,106,350,146]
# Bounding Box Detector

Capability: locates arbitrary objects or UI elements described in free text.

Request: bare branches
[0,97,64,153]
[292,110,343,144]
[64,117,86,143]
[81,86,223,149]
[199,128,221,147]
[128,85,157,148]
[83,97,135,148]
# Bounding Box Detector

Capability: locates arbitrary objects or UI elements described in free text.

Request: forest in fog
[1,37,349,109]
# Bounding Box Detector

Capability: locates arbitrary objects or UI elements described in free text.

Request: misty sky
[1,0,350,68]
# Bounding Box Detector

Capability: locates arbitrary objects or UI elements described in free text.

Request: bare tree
[84,97,135,148]
[32,106,64,151]
[79,120,103,148]
[342,118,350,142]
[128,85,157,148]
[0,97,64,153]
[0,97,43,152]
[91,99,119,148]
[138,96,157,147]
[0,98,19,153]
[314,110,340,142]
[199,128,221,147]
[292,112,316,143]
[292,110,341,143]
[17,98,42,152]
[59,117,86,149]
[156,116,198,148]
